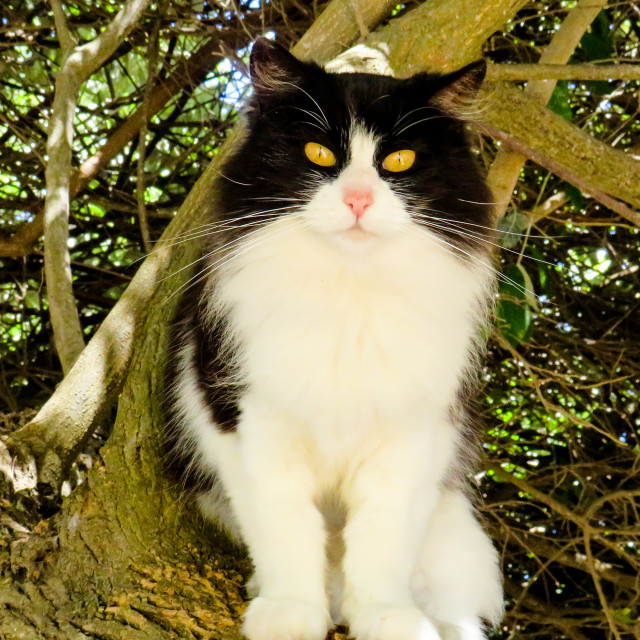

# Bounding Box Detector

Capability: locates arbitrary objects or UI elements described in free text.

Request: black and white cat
[166,37,503,640]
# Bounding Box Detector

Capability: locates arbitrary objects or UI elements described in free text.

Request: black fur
[164,282,241,490]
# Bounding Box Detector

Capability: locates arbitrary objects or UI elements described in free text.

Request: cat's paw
[437,620,488,640]
[349,606,442,640]
[242,597,330,640]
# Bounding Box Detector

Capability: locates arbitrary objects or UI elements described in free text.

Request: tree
[1,1,639,638]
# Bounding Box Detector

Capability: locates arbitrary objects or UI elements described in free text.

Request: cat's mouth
[333,222,383,250]
[343,221,376,239]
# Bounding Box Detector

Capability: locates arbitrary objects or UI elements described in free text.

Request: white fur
[173,125,502,640]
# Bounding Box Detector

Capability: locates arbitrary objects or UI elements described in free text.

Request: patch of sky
[596,99,612,113]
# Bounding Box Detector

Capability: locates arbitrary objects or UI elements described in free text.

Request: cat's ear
[250,37,308,102]
[429,60,486,115]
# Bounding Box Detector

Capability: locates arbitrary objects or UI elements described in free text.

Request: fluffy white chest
[215,219,490,433]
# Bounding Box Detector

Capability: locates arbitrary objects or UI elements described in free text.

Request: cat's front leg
[341,426,453,640]
[217,405,330,640]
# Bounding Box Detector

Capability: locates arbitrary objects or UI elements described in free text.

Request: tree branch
[293,0,399,64]
[487,62,640,82]
[488,521,640,592]
[373,0,531,75]
[136,15,162,255]
[43,0,152,374]
[49,0,77,50]
[480,83,640,216]
[481,122,640,227]
[487,0,609,220]
[43,0,85,375]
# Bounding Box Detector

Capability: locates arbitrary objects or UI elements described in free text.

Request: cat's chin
[343,225,376,240]
[329,225,387,253]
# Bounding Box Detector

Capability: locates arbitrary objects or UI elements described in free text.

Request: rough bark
[372,0,529,74]
[480,118,640,227]
[293,0,400,64]
[481,83,640,212]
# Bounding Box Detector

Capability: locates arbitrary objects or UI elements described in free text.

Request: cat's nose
[343,188,373,220]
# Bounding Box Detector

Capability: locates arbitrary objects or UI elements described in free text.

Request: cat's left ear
[429,60,486,114]
[250,37,309,102]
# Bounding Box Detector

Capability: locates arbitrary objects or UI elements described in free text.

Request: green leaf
[497,264,536,346]
[579,11,614,62]
[24,291,40,310]
[612,609,635,624]
[497,299,533,347]
[564,183,585,210]
[547,81,572,122]
[529,246,553,295]
[498,209,529,249]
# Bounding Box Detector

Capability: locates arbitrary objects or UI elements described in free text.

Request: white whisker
[409,213,559,269]
[394,106,435,131]
[161,206,302,244]
[408,224,545,303]
[280,81,331,129]
[214,170,253,187]
[394,115,446,136]
[286,106,330,132]
[419,206,561,239]
[457,198,509,206]
[164,218,306,303]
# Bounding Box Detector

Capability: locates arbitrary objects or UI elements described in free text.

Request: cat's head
[217,37,495,255]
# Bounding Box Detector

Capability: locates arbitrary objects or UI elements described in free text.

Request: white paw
[437,620,488,640]
[349,606,442,640]
[242,597,330,640]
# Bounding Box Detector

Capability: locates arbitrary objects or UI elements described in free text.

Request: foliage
[0,1,639,638]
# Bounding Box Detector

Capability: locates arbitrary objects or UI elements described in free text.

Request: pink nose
[343,189,373,220]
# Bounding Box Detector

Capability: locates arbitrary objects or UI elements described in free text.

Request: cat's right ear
[250,37,307,103]
[429,60,487,116]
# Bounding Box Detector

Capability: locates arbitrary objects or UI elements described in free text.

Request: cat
[165,36,503,640]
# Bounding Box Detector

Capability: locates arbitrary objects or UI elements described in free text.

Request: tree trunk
[1,147,251,638]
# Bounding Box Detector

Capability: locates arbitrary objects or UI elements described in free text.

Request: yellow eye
[382,149,416,172]
[304,142,336,167]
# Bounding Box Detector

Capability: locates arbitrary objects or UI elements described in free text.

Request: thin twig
[137,16,162,254]
[487,62,640,82]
